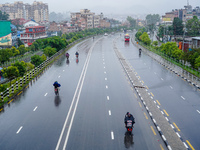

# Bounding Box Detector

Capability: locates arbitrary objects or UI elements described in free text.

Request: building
[192,37,200,48]
[70,9,107,30]
[0,1,49,22]
[0,21,12,47]
[20,26,47,46]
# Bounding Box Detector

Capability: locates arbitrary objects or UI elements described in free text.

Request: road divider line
[17,91,22,96]
[181,96,185,100]
[144,112,148,119]
[173,122,180,131]
[150,92,154,97]
[163,109,169,116]
[107,96,109,100]
[33,106,38,111]
[160,144,164,150]
[139,102,142,107]
[59,37,101,150]
[8,99,14,104]
[106,85,108,89]
[156,100,161,105]
[44,93,48,96]
[16,126,23,134]
[186,140,195,150]
[109,110,111,116]
[151,126,156,135]
[134,93,137,98]
[111,131,114,140]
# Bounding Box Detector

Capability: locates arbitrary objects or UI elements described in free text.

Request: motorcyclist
[53,81,61,89]
[139,48,142,54]
[124,112,135,127]
[75,51,79,58]
[66,52,70,59]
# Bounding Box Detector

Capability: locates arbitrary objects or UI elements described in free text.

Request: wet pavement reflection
[54,95,61,106]
[124,131,134,149]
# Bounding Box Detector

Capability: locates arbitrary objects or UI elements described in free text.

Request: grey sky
[0,0,199,15]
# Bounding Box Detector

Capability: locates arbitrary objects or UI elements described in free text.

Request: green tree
[18,45,27,55]
[140,32,151,45]
[41,54,47,61]
[26,62,34,72]
[2,66,19,85]
[146,14,160,33]
[195,56,200,69]
[173,17,183,36]
[12,61,27,77]
[11,46,20,56]
[31,55,43,67]
[0,48,11,64]
[17,38,24,47]
[43,46,56,57]
[127,16,136,28]
[186,16,200,36]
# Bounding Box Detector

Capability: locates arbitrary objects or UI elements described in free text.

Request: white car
[104,33,108,36]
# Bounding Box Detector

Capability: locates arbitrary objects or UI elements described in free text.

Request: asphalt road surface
[1,33,194,150]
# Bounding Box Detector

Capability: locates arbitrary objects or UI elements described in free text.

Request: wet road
[117,33,200,150]
[0,34,178,150]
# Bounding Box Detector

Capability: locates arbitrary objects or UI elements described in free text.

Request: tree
[26,62,34,72]
[17,38,24,47]
[11,46,20,56]
[0,48,12,64]
[195,56,200,69]
[18,45,27,55]
[127,16,136,28]
[43,46,56,57]
[0,10,9,20]
[140,32,151,45]
[186,16,200,36]
[146,14,160,33]
[2,66,19,85]
[12,61,27,77]
[41,54,47,61]
[31,55,43,67]
[173,17,183,37]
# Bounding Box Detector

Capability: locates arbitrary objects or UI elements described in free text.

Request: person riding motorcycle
[66,52,70,59]
[53,81,61,89]
[139,48,142,55]
[124,112,135,127]
[75,51,79,58]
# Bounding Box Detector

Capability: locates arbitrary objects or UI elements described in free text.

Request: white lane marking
[154,72,157,74]
[109,110,111,115]
[58,76,61,78]
[161,78,164,80]
[170,86,173,89]
[104,71,106,74]
[105,78,107,80]
[57,38,101,150]
[181,96,185,100]
[165,117,169,121]
[170,124,174,129]
[197,110,200,114]
[33,106,38,111]
[104,66,105,69]
[16,126,23,134]
[63,70,65,72]
[103,62,105,65]
[44,93,48,96]
[111,131,114,140]
[107,96,109,100]
[176,132,181,138]
[106,85,108,89]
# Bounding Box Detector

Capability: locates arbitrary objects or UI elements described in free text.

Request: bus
[125,34,130,42]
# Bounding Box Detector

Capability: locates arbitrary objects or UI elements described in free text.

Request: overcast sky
[1,0,199,15]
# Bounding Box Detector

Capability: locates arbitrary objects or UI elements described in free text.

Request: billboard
[0,21,12,46]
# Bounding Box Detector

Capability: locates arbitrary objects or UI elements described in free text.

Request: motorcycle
[54,87,59,95]
[126,120,133,135]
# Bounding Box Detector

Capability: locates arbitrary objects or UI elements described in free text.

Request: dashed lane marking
[144,112,148,119]
[108,110,111,116]
[111,131,114,140]
[186,140,195,150]
[163,109,169,116]
[181,96,185,100]
[156,100,161,105]
[44,93,48,96]
[107,96,109,100]
[151,126,156,135]
[16,126,23,134]
[33,106,38,111]
[173,122,180,131]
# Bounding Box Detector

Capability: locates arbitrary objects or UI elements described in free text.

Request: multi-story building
[20,26,47,46]
[70,9,109,30]
[0,1,49,22]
